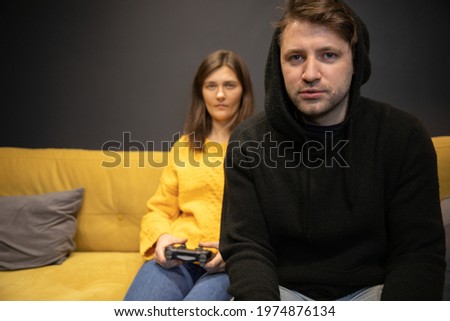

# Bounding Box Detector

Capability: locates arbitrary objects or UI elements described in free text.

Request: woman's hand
[199,241,226,274]
[154,234,187,269]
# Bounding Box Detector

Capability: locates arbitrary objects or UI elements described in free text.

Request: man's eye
[323,52,338,60]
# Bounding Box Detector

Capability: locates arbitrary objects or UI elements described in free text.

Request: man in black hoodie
[219,0,445,300]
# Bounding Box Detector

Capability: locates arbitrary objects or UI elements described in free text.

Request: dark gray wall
[2,0,449,150]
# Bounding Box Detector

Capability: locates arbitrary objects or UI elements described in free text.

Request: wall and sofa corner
[0,136,449,300]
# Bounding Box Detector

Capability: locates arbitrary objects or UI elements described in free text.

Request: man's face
[280,20,354,126]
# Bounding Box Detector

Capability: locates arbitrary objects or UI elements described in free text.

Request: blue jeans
[279,284,384,301]
[124,260,232,301]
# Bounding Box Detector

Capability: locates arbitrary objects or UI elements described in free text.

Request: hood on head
[264,10,371,140]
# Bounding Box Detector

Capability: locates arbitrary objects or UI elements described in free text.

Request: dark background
[2,0,449,150]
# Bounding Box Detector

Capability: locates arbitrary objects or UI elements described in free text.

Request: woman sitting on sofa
[124,49,255,300]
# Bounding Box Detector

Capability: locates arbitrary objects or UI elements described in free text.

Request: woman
[124,49,254,300]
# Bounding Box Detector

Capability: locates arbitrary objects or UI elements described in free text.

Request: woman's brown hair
[184,49,254,151]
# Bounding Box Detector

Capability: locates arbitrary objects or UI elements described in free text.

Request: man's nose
[302,58,321,83]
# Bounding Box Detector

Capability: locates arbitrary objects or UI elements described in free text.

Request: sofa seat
[0,252,143,300]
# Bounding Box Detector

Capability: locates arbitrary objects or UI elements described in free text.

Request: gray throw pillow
[0,188,84,270]
[442,196,450,300]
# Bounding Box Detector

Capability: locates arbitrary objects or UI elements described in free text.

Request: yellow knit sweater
[140,135,227,260]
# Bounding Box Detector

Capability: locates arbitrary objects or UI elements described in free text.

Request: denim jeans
[280,284,384,301]
[123,259,232,301]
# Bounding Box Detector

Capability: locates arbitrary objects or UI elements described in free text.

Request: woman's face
[202,66,243,126]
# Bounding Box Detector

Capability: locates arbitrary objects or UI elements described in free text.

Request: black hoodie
[219,6,445,300]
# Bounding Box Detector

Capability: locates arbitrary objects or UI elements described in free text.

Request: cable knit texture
[140,135,226,259]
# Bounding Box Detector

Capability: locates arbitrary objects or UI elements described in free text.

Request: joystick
[165,244,213,266]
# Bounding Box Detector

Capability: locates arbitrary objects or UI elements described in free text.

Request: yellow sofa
[434,136,450,201]
[0,136,449,301]
[0,148,166,300]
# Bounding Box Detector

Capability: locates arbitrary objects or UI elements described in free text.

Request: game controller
[165,244,213,266]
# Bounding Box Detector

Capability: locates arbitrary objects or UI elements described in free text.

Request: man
[219,0,445,300]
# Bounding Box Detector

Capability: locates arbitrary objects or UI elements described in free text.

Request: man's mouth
[299,90,325,99]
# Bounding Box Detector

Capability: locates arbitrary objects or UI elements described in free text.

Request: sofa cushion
[0,188,84,271]
[433,136,450,201]
[0,148,166,252]
[442,196,450,300]
[0,251,143,300]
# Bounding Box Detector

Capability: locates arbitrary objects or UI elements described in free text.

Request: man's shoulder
[358,97,424,131]
[357,97,433,152]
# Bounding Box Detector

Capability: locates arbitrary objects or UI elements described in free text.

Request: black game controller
[165,244,213,266]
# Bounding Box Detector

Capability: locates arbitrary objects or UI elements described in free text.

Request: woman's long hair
[184,50,255,151]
